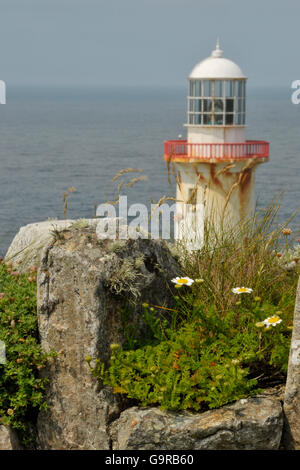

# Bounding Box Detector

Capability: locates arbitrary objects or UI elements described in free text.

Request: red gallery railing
[164,140,269,161]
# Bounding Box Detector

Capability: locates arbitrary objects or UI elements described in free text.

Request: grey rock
[36,226,180,450]
[283,276,300,449]
[4,219,98,273]
[0,426,22,450]
[110,396,283,450]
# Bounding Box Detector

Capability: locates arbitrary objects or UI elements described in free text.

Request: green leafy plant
[88,296,294,411]
[88,319,260,411]
[0,262,54,447]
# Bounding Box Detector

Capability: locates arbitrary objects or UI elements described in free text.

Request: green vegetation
[0,262,52,446]
[89,200,299,412]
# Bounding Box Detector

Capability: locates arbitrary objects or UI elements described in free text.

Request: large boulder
[36,225,181,450]
[4,219,98,273]
[283,276,300,449]
[110,393,284,450]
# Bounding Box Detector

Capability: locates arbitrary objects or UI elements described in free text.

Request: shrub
[89,297,294,411]
[0,263,53,446]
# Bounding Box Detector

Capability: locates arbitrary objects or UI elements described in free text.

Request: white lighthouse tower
[164,41,269,250]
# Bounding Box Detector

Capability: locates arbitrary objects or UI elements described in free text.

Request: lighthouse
[164,41,269,250]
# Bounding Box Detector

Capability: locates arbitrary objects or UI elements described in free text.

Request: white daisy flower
[232,287,253,295]
[262,316,282,328]
[171,277,194,287]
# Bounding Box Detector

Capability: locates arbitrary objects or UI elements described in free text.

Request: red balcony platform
[164,140,269,163]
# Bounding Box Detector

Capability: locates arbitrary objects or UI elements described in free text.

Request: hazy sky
[1,0,299,88]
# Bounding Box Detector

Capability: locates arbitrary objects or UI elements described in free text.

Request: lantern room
[188,78,246,126]
[164,40,269,160]
[186,40,247,144]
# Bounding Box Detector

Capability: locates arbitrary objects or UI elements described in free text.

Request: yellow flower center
[237,288,249,293]
[267,316,280,324]
[177,279,188,284]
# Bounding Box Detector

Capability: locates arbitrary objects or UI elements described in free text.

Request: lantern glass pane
[214,80,223,97]
[214,114,223,125]
[203,113,212,125]
[214,99,224,112]
[195,81,201,96]
[203,99,212,112]
[203,80,212,97]
[225,113,234,125]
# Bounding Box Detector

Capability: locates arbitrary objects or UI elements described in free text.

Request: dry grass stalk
[125,175,148,188]
[112,168,143,183]
[62,186,77,219]
[104,194,121,206]
[148,195,177,222]
[104,168,146,208]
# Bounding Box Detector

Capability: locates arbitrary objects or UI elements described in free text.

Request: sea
[0,86,299,257]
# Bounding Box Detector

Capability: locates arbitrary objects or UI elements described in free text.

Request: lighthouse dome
[189,41,246,80]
